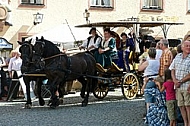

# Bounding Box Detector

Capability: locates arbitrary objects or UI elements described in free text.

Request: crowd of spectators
[80,27,190,125]
[138,35,190,126]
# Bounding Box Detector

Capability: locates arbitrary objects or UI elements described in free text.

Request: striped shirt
[159,48,173,76]
[170,53,190,90]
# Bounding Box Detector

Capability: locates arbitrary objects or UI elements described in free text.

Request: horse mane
[41,38,61,58]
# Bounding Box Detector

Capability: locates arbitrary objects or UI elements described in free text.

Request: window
[142,0,162,10]
[21,0,44,5]
[90,0,113,8]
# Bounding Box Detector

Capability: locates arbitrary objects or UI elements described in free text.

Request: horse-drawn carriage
[75,20,183,100]
[18,20,183,109]
[94,61,142,100]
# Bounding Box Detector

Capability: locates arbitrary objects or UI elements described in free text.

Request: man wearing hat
[79,27,102,54]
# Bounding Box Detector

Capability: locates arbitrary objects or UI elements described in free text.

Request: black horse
[18,39,46,109]
[33,37,97,108]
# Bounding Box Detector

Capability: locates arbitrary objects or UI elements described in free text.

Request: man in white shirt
[79,27,102,54]
[8,51,35,100]
[8,52,22,78]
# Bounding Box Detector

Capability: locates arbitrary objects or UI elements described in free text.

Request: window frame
[89,0,114,9]
[18,0,46,8]
[141,0,163,11]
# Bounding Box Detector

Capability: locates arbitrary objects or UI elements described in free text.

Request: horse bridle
[20,43,33,62]
[34,40,45,57]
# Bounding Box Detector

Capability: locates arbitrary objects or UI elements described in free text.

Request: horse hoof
[39,99,45,106]
[25,104,32,109]
[56,100,60,107]
[50,105,56,109]
[81,101,87,107]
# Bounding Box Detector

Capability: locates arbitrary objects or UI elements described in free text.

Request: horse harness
[40,53,71,82]
[37,53,111,82]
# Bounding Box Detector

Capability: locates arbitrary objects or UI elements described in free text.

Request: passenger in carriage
[137,32,145,55]
[79,27,102,54]
[117,32,133,72]
[110,31,119,64]
[128,32,135,52]
[94,28,117,68]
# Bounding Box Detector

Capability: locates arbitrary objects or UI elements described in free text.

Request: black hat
[120,32,128,38]
[89,27,96,34]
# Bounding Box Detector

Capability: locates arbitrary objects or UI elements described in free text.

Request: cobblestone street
[0,90,146,126]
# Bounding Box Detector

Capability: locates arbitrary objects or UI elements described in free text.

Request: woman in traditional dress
[94,28,117,68]
[117,33,134,72]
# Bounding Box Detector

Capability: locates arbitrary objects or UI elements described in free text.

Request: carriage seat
[96,62,123,73]
[130,63,139,71]
[107,62,123,73]
[96,63,107,73]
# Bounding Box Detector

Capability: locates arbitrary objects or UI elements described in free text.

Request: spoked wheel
[93,78,109,99]
[122,73,139,100]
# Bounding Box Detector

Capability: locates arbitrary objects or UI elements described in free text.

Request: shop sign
[138,15,179,22]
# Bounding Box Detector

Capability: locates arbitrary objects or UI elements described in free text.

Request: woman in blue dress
[117,32,134,72]
[94,28,117,68]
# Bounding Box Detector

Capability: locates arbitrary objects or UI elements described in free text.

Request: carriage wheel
[93,79,109,99]
[122,73,139,100]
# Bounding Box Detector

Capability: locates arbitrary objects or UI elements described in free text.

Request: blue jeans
[145,80,156,103]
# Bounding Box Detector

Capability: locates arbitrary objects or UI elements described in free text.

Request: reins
[41,53,66,61]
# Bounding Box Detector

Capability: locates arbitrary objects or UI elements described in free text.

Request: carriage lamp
[83,9,90,24]
[33,12,43,25]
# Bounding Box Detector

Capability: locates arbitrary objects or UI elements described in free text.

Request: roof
[0,37,13,50]
[75,21,184,28]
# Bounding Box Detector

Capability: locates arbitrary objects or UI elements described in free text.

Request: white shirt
[81,36,101,51]
[156,49,162,60]
[8,56,22,71]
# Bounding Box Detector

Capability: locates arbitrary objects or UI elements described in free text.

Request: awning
[75,21,183,28]
[75,21,184,38]
[0,38,13,50]
[27,24,90,43]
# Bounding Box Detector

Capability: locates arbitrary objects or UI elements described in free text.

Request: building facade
[0,0,190,55]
